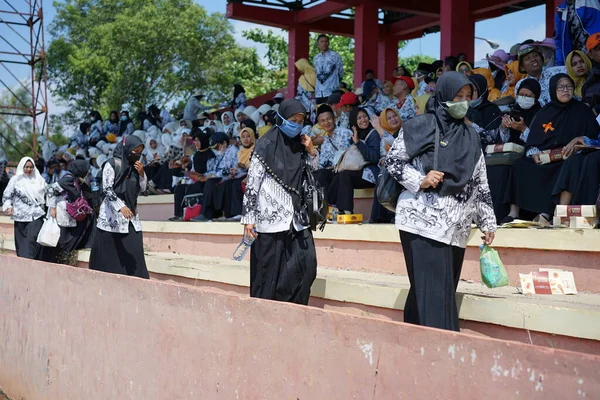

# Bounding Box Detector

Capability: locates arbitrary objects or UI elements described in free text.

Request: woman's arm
[473,154,497,233]
[356,130,381,164]
[384,129,426,195]
[102,162,126,213]
[240,156,266,226]
[2,178,15,212]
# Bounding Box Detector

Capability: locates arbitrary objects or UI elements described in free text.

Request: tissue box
[336,214,363,224]
[555,205,597,217]
[552,216,569,227]
[485,142,524,154]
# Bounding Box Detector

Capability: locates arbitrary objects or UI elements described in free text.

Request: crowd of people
[2,17,600,333]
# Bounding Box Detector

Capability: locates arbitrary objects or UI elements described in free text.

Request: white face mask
[516,96,535,110]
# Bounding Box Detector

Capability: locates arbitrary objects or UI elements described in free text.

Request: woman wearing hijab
[466,74,503,145]
[295,58,317,123]
[472,68,502,101]
[456,61,473,76]
[504,74,598,224]
[241,99,318,305]
[500,61,527,99]
[90,136,149,278]
[221,111,237,137]
[214,127,256,221]
[566,50,592,98]
[313,105,353,191]
[88,110,104,146]
[485,79,542,221]
[384,72,496,331]
[232,84,247,110]
[44,160,94,264]
[118,111,135,137]
[104,111,120,136]
[2,157,47,259]
[327,107,381,214]
[143,137,165,182]
[258,110,277,137]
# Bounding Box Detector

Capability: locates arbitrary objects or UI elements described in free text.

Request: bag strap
[73,179,84,199]
[327,135,339,152]
[433,122,440,171]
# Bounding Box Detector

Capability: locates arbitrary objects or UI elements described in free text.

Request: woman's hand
[464,117,473,126]
[120,206,134,219]
[230,168,238,178]
[420,170,444,189]
[198,175,208,183]
[4,208,13,216]
[481,231,495,246]
[134,161,145,177]
[50,207,57,218]
[510,117,527,132]
[371,115,385,137]
[311,135,325,146]
[301,134,316,156]
[532,153,542,165]
[351,127,360,144]
[244,224,257,240]
[563,136,585,158]
[501,115,512,129]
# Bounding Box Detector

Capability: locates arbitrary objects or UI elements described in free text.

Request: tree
[0,87,34,161]
[397,55,438,77]
[47,0,265,122]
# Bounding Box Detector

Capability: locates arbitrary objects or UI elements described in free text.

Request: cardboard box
[538,148,565,164]
[485,142,524,154]
[336,214,363,224]
[552,216,569,227]
[555,205,597,217]
[569,216,598,229]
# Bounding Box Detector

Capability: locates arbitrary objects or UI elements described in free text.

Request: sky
[1,0,548,119]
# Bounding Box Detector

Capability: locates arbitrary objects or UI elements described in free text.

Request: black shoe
[168,216,182,221]
[500,216,515,224]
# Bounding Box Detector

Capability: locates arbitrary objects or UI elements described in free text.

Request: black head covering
[513,78,542,131]
[526,73,599,150]
[316,104,334,119]
[192,132,215,174]
[119,111,132,135]
[210,131,229,146]
[59,159,89,201]
[79,122,91,135]
[109,135,144,211]
[403,71,481,197]
[253,99,307,211]
[233,84,245,98]
[467,74,502,130]
[240,118,257,136]
[263,110,277,126]
[349,107,373,140]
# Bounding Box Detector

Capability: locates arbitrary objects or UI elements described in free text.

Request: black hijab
[509,79,542,144]
[110,135,144,211]
[403,71,481,197]
[240,118,257,136]
[468,74,502,130]
[192,132,215,174]
[526,73,599,150]
[253,99,306,211]
[119,112,132,135]
[58,159,89,202]
[349,107,373,140]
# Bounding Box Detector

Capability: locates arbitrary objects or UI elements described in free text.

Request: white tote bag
[37,217,60,247]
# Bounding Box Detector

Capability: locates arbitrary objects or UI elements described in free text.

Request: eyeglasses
[557,85,574,92]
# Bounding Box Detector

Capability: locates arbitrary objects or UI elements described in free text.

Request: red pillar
[440,0,474,61]
[378,36,399,81]
[287,25,310,98]
[354,3,379,89]
[546,0,562,38]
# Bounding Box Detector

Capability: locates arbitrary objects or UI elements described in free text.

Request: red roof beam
[376,0,440,17]
[381,16,438,38]
[471,0,527,16]
[307,17,355,37]
[226,2,294,29]
[296,1,356,24]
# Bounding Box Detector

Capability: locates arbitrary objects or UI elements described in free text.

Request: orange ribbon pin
[542,122,555,133]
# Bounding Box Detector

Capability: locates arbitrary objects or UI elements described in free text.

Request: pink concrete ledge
[0,255,598,399]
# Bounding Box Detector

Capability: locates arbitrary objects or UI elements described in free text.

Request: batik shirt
[2,178,46,222]
[384,128,496,248]
[416,80,428,96]
[392,95,417,122]
[567,0,589,54]
[313,50,344,98]
[104,121,120,135]
[47,182,77,228]
[516,66,567,106]
[318,128,352,169]
[205,145,239,180]
[363,93,394,116]
[296,86,317,124]
[336,112,350,130]
[89,120,104,143]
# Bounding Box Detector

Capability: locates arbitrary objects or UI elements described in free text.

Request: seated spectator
[456,61,473,76]
[414,94,431,115]
[295,58,317,123]
[334,92,360,130]
[486,49,510,90]
[169,133,215,221]
[149,129,189,194]
[504,74,599,224]
[191,131,239,222]
[88,111,104,145]
[414,63,432,96]
[466,74,503,142]
[443,56,458,73]
[232,84,247,111]
[516,44,566,106]
[143,105,164,131]
[103,111,120,136]
[391,76,416,122]
[361,69,383,92]
[221,111,237,137]
[327,107,381,214]
[183,90,210,121]
[258,110,276,138]
[143,137,165,182]
[313,105,352,191]
[362,79,393,116]
[566,50,593,98]
[472,68,502,101]
[214,127,256,221]
[118,110,134,137]
[500,60,527,98]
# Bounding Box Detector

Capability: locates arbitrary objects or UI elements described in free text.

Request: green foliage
[0,88,34,161]
[397,55,438,76]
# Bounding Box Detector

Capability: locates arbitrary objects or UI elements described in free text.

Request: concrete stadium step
[1,236,598,356]
[2,216,600,294]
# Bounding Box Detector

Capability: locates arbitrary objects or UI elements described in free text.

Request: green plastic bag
[479,244,509,288]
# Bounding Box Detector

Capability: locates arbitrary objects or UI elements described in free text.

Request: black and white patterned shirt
[2,178,46,222]
[47,183,77,228]
[391,95,417,122]
[384,128,497,248]
[313,50,344,98]
[516,66,566,106]
[318,128,352,169]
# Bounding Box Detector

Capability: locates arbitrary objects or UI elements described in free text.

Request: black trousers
[400,230,465,332]
[327,170,375,213]
[173,181,205,217]
[214,177,245,218]
[250,227,317,305]
[14,218,43,259]
[201,178,223,219]
[314,169,334,191]
[573,151,600,205]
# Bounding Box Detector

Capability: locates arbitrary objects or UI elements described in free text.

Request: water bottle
[232,234,255,261]
[91,178,100,192]
[331,207,339,224]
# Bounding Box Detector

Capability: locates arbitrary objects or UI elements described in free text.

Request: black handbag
[302,155,328,231]
[377,123,440,212]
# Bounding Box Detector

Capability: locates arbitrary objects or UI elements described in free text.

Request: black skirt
[89,223,149,279]
[400,230,465,332]
[214,177,245,218]
[13,217,43,259]
[486,165,512,222]
[552,152,588,201]
[507,157,564,215]
[250,227,317,305]
[38,217,95,265]
[573,151,600,205]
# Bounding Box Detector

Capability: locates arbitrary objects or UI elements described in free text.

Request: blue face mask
[277,113,303,138]
[121,116,128,121]
[469,97,483,108]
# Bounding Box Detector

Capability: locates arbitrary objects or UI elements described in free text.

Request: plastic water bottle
[232,234,255,261]
[331,207,339,224]
[91,179,100,192]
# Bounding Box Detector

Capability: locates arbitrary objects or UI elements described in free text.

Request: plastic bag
[37,217,60,247]
[479,244,509,288]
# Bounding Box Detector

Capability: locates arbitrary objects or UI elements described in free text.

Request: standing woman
[232,84,247,111]
[2,157,47,259]
[241,99,319,305]
[89,136,149,278]
[385,72,497,331]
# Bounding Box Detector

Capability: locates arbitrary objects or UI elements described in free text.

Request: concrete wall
[0,255,598,400]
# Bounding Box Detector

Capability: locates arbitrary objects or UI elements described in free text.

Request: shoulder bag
[334,131,374,173]
[302,155,328,231]
[66,180,94,222]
